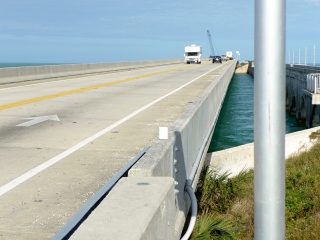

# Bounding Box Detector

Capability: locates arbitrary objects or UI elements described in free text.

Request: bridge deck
[0,60,234,239]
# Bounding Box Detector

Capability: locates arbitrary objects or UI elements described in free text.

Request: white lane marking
[16,115,60,127]
[0,67,219,196]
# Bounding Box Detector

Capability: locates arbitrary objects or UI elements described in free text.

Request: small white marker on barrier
[159,127,168,140]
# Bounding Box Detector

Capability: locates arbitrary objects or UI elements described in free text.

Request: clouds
[289,0,320,6]
[1,0,254,62]
[305,0,320,5]
[0,0,317,63]
[2,0,254,40]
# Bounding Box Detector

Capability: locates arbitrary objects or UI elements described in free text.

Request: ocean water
[208,73,305,152]
[0,62,69,68]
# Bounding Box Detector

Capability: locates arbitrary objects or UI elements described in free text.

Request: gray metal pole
[293,50,295,64]
[254,0,286,239]
[305,47,307,65]
[314,45,316,66]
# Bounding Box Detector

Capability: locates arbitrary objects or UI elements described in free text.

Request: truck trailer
[226,51,233,60]
[184,44,202,64]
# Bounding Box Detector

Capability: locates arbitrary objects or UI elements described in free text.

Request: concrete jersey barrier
[0,59,183,85]
[128,60,237,238]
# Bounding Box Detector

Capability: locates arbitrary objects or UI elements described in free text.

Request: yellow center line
[0,66,192,111]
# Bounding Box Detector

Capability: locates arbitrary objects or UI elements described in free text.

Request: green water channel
[208,73,305,152]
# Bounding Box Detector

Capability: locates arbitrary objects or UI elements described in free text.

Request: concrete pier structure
[248,62,320,128]
[286,65,320,128]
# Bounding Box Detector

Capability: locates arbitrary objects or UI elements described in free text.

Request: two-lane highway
[0,61,232,239]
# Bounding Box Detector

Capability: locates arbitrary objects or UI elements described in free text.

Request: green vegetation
[192,141,320,239]
[191,215,235,240]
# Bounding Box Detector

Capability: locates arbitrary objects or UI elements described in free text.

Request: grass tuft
[191,215,235,240]
[309,130,320,140]
[192,141,320,239]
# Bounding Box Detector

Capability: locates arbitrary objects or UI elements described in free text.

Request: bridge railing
[306,73,320,94]
[0,59,183,85]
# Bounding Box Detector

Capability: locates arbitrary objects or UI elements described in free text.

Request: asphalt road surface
[0,60,232,239]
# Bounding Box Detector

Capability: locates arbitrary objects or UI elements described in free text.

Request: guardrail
[306,73,320,94]
[0,59,184,85]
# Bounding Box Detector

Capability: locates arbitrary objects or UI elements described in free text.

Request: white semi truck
[184,44,202,64]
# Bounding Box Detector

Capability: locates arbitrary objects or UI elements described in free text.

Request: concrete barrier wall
[70,177,176,240]
[0,59,183,85]
[208,126,320,178]
[129,60,236,238]
[71,61,237,240]
[129,61,237,178]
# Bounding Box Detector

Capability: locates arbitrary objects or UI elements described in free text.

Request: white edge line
[0,67,218,196]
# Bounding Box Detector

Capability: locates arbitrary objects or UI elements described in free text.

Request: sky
[0,0,320,64]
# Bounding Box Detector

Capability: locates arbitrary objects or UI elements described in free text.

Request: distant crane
[207,30,215,58]
[207,30,219,58]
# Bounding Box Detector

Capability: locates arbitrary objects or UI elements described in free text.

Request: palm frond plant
[191,215,235,240]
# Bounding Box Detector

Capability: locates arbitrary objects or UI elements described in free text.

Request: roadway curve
[0,60,232,239]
